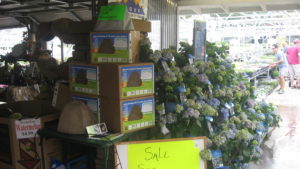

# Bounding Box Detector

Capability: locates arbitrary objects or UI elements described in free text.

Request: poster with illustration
[121,65,154,98]
[108,0,148,19]
[70,64,99,95]
[122,97,155,132]
[91,33,131,63]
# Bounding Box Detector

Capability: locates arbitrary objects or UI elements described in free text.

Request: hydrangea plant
[139,36,281,169]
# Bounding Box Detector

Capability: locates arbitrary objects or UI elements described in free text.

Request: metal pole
[60,40,64,63]
[92,0,96,20]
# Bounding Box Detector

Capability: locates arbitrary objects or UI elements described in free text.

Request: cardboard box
[90,31,141,64]
[71,95,101,123]
[99,63,154,99]
[52,82,71,111]
[132,19,151,32]
[43,138,63,169]
[0,101,60,169]
[100,96,155,133]
[69,63,100,96]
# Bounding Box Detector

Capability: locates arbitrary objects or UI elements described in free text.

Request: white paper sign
[15,118,41,139]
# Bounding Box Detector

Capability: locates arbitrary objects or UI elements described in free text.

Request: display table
[38,127,137,169]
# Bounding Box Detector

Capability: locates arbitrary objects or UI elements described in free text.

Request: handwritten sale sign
[115,137,206,169]
[98,5,126,21]
[15,118,41,139]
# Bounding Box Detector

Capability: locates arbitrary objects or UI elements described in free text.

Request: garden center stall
[0,0,291,169]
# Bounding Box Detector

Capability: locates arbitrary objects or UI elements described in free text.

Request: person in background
[286,39,300,88]
[270,44,289,94]
[281,41,288,54]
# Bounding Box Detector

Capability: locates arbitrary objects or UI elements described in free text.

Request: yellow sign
[128,140,201,169]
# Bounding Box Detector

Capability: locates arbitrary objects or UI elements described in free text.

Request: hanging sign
[98,5,126,21]
[193,20,206,61]
[108,0,148,19]
[115,137,207,169]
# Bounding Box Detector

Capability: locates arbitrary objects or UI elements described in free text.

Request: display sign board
[193,21,206,61]
[70,64,99,95]
[108,0,148,19]
[121,65,154,98]
[91,32,132,63]
[115,137,207,169]
[15,118,41,139]
[122,97,154,133]
[98,5,126,21]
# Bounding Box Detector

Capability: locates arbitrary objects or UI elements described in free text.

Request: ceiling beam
[191,7,202,15]
[259,3,267,11]
[28,15,39,24]
[0,1,18,6]
[70,11,82,21]
[0,5,41,12]
[178,0,299,6]
[220,5,229,13]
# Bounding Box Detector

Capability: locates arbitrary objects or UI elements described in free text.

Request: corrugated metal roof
[0,0,94,29]
[0,16,23,28]
[178,0,300,14]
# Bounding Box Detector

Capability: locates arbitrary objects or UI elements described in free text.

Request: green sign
[98,5,126,21]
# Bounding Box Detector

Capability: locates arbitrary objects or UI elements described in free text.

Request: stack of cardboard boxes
[69,16,155,133]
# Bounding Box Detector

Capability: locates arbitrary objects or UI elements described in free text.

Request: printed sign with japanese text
[15,118,41,139]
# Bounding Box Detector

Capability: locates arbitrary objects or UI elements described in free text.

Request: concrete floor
[250,84,300,169]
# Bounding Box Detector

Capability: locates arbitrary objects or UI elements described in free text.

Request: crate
[0,101,61,169]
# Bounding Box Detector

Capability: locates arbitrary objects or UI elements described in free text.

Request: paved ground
[250,84,300,169]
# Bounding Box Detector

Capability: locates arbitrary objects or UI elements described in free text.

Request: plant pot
[166,102,176,113]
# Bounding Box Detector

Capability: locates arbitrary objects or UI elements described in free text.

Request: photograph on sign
[115,137,207,169]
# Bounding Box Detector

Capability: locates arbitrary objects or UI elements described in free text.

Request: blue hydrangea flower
[238,82,247,91]
[150,51,162,63]
[248,108,256,115]
[256,113,266,121]
[208,98,221,109]
[220,107,229,120]
[221,60,233,68]
[166,113,177,124]
[162,49,174,60]
[246,99,256,108]
[197,74,209,83]
[183,108,198,118]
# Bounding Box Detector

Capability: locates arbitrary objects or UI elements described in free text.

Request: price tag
[15,118,41,139]
[188,54,195,64]
[225,103,231,109]
[180,93,187,103]
[98,5,126,21]
[158,103,166,115]
[161,125,170,135]
[34,84,40,93]
[177,85,187,93]
[161,60,170,72]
